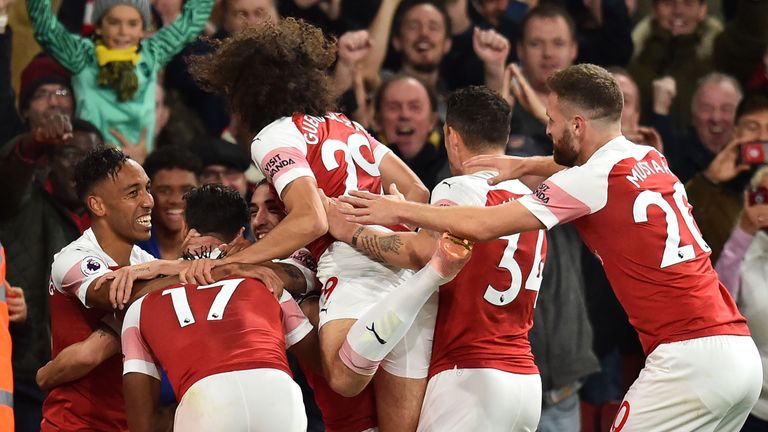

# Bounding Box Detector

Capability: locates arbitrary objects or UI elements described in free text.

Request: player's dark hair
[445,86,511,151]
[184,184,249,242]
[143,146,203,181]
[189,18,337,138]
[393,0,451,38]
[547,64,623,123]
[521,4,576,41]
[736,94,768,121]
[74,147,130,202]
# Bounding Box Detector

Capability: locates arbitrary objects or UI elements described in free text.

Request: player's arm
[379,152,430,203]
[328,196,437,268]
[36,326,120,392]
[124,373,169,432]
[220,177,328,266]
[86,260,189,310]
[463,154,565,186]
[291,295,323,375]
[340,193,545,242]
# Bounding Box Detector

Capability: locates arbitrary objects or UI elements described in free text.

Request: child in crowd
[27,0,213,161]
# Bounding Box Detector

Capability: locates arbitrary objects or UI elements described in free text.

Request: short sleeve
[278,290,313,348]
[121,297,161,379]
[50,249,110,308]
[275,248,318,294]
[517,165,606,229]
[251,117,315,197]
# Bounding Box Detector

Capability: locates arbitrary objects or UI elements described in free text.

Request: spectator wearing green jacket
[27,0,213,163]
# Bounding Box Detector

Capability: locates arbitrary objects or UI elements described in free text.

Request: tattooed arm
[346,226,438,270]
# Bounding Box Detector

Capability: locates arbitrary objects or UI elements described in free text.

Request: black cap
[193,138,251,172]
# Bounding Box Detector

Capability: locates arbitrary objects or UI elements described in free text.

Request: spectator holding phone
[685,94,768,261]
[715,165,768,432]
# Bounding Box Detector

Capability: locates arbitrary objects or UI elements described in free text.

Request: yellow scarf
[95,44,141,66]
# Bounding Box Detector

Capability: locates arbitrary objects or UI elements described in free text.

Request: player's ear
[87,195,106,217]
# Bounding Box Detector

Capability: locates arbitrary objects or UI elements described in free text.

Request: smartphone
[748,186,768,206]
[741,142,768,165]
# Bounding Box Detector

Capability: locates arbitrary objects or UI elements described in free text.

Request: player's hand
[98,267,135,310]
[702,138,752,185]
[463,154,530,185]
[326,197,358,241]
[337,30,372,67]
[243,265,284,300]
[338,190,405,225]
[7,286,27,323]
[219,233,252,257]
[473,27,509,67]
[110,128,148,165]
[179,258,217,285]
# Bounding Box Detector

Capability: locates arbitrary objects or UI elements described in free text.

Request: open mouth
[395,126,416,137]
[708,125,725,135]
[136,215,152,229]
[414,40,434,53]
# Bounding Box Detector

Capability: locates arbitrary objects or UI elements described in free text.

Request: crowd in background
[0,0,767,431]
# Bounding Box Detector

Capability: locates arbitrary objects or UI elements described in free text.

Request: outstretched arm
[379,152,430,203]
[145,0,214,67]
[339,192,545,242]
[26,0,91,72]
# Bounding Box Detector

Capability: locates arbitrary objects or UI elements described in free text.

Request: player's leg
[374,295,437,432]
[609,335,762,432]
[173,369,306,432]
[417,368,541,432]
[318,236,471,397]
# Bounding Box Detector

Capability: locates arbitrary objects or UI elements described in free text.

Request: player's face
[97,160,154,242]
[95,5,144,49]
[691,80,741,153]
[150,168,198,234]
[393,4,451,73]
[223,0,279,34]
[734,109,768,143]
[48,131,102,210]
[25,84,75,130]
[652,0,706,36]
[517,16,577,91]
[546,93,579,167]
[377,78,437,160]
[613,73,640,134]
[249,183,285,240]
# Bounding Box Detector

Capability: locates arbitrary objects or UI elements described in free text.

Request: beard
[407,59,440,74]
[552,129,578,167]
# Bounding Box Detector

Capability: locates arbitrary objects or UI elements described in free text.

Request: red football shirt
[519,136,749,354]
[122,277,296,400]
[43,229,155,431]
[428,172,547,378]
[251,113,391,260]
[301,365,377,432]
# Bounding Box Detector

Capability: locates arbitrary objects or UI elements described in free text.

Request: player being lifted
[340,64,762,431]
[188,18,470,431]
[326,86,547,431]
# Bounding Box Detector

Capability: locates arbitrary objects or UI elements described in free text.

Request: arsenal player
[121,184,313,432]
[327,86,546,431]
[188,18,470,431]
[340,64,762,431]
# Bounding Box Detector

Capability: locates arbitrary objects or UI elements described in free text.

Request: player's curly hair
[189,18,337,135]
